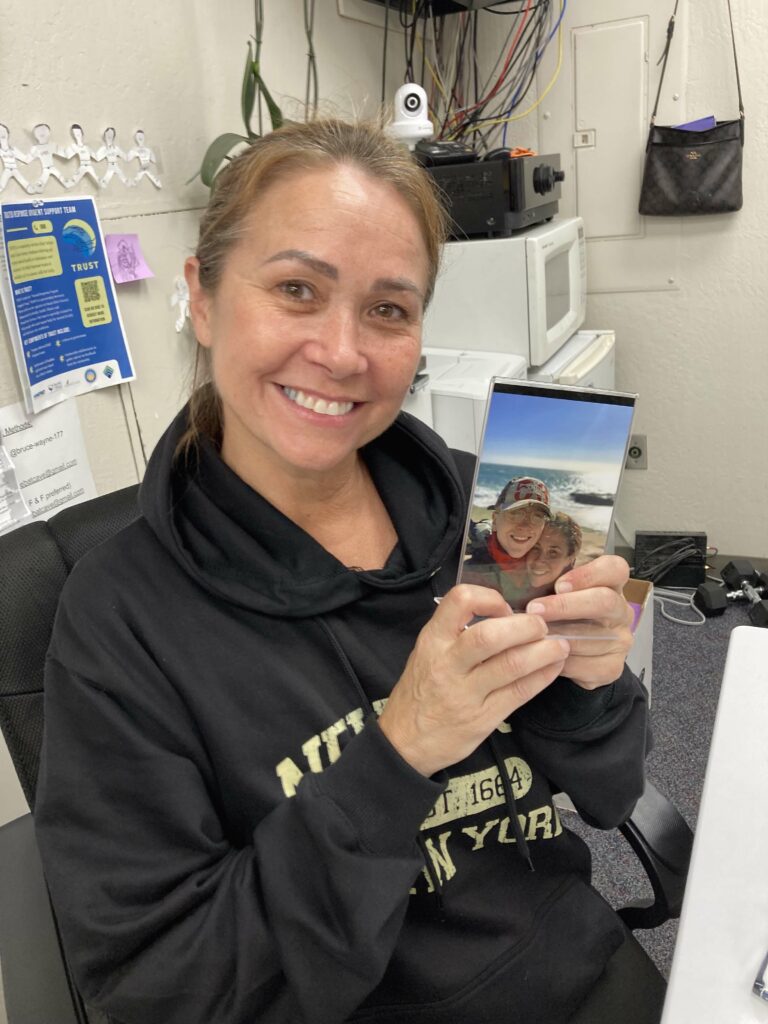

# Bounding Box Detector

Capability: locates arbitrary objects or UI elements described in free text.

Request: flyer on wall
[0,195,135,415]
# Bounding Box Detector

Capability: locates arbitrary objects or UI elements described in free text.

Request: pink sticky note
[105,233,154,284]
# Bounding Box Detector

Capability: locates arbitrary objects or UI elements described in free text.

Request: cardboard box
[624,578,654,703]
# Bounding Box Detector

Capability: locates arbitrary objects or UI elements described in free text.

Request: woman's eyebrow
[372,276,425,301]
[262,252,424,302]
[263,249,338,279]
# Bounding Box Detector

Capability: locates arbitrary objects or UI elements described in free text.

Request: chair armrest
[0,814,87,1024]
[617,778,694,930]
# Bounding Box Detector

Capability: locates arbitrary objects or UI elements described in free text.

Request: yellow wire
[414,16,450,107]
[448,0,565,138]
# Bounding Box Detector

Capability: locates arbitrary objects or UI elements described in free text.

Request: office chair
[0,485,693,1024]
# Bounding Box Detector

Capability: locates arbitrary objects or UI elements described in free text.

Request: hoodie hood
[139,405,468,618]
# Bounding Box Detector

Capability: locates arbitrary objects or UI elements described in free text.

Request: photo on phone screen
[458,379,636,614]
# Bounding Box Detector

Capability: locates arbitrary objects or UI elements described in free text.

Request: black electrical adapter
[633,531,707,587]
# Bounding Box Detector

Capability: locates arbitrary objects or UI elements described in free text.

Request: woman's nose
[303,307,368,379]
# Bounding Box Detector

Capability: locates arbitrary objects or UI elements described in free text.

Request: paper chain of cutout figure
[0,123,162,193]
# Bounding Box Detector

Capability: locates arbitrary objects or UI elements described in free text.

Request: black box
[633,531,707,587]
[423,154,563,237]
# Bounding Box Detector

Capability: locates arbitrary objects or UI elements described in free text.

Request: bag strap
[650,0,744,130]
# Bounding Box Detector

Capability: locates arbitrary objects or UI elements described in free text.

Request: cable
[653,588,706,627]
[303,0,319,120]
[381,0,391,107]
[254,0,264,136]
[386,0,563,147]
[631,536,704,585]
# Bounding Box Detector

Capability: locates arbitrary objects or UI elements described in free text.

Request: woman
[526,511,584,601]
[35,120,660,1024]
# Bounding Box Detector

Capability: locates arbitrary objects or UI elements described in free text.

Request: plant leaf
[241,41,257,136]
[200,133,250,188]
[253,69,283,130]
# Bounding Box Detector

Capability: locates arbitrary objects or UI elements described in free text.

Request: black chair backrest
[0,484,140,809]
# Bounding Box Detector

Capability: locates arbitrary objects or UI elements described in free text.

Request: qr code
[80,279,100,303]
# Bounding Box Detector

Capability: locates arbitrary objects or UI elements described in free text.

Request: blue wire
[502,0,567,147]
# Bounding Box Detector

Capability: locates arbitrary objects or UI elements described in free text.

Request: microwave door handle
[558,335,615,386]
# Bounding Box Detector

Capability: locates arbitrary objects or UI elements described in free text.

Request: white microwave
[423,216,587,368]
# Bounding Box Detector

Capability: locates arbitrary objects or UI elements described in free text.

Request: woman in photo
[526,511,584,602]
[34,119,660,1024]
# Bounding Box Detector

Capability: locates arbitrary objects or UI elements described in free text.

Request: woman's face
[185,164,429,488]
[493,506,547,559]
[526,526,574,588]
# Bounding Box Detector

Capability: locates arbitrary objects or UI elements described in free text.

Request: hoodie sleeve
[35,631,443,1024]
[511,665,650,829]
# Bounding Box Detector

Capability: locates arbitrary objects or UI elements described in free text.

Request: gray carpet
[565,598,747,978]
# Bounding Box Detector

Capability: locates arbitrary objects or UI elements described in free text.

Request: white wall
[579,0,768,559]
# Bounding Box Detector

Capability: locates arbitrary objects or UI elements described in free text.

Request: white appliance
[423,216,586,368]
[527,329,615,390]
[402,347,527,454]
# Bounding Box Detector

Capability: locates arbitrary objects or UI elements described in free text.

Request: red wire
[445,0,533,134]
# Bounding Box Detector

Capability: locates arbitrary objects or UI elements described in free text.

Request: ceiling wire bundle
[381,1,566,153]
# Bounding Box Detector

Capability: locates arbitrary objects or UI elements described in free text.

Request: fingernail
[555,580,573,594]
[527,602,545,615]
[557,638,571,654]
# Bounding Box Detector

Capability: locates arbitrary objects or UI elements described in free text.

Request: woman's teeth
[283,387,354,417]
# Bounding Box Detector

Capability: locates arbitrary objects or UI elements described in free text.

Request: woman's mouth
[282,386,355,417]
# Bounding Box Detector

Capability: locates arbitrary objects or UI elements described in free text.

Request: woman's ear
[184,257,213,349]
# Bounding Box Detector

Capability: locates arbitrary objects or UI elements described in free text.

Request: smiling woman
[34,118,660,1024]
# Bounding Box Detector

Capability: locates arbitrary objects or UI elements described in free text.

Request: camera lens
[404,92,421,113]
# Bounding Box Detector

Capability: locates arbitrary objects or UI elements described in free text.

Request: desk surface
[662,626,768,1023]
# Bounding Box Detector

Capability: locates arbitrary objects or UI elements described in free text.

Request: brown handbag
[638,0,744,216]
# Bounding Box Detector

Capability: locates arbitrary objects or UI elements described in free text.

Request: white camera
[389,84,434,150]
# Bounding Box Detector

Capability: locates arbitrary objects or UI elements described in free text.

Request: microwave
[423,216,586,368]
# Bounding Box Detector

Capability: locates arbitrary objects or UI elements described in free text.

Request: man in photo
[461,476,552,607]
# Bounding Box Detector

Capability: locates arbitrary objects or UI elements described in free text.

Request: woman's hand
[524,555,634,690]
[378,585,570,777]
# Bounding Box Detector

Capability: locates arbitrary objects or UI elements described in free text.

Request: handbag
[639,0,744,216]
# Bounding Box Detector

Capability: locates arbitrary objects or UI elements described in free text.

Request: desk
[662,626,768,1023]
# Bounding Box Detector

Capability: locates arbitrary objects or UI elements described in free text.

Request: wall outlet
[626,434,648,470]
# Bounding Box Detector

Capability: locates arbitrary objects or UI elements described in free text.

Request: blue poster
[0,195,135,414]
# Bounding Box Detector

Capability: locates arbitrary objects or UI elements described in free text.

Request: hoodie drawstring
[488,732,535,872]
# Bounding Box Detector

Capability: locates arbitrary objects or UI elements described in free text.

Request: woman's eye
[279,281,313,301]
[372,301,407,321]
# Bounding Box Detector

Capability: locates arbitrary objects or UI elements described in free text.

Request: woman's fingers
[527,585,633,631]
[523,559,634,689]
[378,585,570,776]
[551,554,630,598]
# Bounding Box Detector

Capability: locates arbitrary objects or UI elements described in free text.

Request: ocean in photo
[474,462,619,533]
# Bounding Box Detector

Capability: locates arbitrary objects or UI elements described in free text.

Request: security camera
[390,83,434,150]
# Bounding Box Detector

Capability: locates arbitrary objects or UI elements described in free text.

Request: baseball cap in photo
[495,477,552,516]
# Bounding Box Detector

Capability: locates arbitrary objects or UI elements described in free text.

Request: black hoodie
[35,408,649,1024]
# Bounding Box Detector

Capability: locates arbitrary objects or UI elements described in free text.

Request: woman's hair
[179,118,450,459]
[543,512,583,558]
